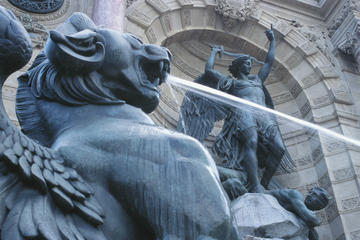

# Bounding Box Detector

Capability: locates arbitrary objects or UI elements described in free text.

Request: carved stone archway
[124,1,360,239]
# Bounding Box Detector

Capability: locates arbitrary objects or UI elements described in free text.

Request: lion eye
[133,36,143,44]
[128,34,143,49]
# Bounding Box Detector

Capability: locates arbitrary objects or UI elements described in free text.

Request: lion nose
[145,45,172,60]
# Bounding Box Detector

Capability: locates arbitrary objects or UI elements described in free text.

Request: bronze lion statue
[0,7,239,240]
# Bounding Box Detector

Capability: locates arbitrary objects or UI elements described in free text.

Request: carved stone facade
[124,1,360,239]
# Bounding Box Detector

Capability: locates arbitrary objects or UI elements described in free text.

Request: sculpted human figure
[268,187,330,240]
[202,26,293,193]
[0,7,240,240]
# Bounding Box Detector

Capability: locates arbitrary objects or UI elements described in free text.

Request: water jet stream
[167,75,360,147]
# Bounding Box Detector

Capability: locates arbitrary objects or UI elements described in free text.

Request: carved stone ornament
[338,23,360,57]
[17,13,48,48]
[289,20,338,67]
[328,0,360,38]
[7,0,64,14]
[215,0,257,29]
[126,0,138,8]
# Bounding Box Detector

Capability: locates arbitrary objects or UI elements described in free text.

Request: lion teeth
[159,61,164,73]
[153,77,160,86]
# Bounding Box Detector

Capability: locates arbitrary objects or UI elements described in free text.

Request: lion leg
[110,139,239,240]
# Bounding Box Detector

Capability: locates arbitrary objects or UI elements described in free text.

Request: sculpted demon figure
[0,7,239,240]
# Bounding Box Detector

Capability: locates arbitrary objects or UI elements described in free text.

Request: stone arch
[125,2,359,239]
[124,0,353,127]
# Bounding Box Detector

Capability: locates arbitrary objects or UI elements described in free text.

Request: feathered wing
[0,102,107,240]
[0,6,107,240]
[177,74,227,143]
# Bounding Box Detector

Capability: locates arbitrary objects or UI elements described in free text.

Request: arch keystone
[127,8,152,28]
[176,0,194,7]
[146,0,170,13]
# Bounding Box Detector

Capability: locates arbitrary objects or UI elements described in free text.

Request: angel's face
[239,58,252,75]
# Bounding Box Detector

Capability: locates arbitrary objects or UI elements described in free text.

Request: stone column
[92,0,126,32]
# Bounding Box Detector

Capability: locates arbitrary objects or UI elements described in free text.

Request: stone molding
[127,8,152,28]
[146,0,169,13]
[176,0,193,7]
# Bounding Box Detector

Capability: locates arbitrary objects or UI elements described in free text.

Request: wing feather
[0,119,105,227]
[19,198,38,238]
[18,156,31,178]
[32,195,62,240]
[67,216,86,240]
[54,207,77,240]
[0,7,108,239]
[278,149,297,174]
[177,74,226,142]
[0,174,19,226]
[1,196,25,240]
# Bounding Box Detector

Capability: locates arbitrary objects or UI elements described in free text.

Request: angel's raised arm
[258,24,275,83]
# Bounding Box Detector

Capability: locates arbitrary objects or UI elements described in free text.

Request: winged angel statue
[177,27,295,193]
[0,6,240,240]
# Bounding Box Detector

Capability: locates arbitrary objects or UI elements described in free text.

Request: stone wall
[124,0,360,239]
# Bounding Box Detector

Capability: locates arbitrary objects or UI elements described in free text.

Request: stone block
[231,193,309,240]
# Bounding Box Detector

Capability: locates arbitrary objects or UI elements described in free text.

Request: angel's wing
[177,74,227,143]
[0,6,106,240]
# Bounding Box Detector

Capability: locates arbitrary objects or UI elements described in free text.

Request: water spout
[166,75,360,147]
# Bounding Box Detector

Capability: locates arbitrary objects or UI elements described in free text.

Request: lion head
[95,29,171,113]
[16,12,171,145]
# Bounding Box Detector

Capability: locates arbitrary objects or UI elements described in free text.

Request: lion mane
[16,52,125,145]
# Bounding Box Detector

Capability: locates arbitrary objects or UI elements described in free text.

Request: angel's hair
[228,55,251,78]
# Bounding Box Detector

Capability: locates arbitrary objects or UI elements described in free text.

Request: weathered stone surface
[231,193,308,240]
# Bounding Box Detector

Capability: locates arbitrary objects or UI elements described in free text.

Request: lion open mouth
[139,58,170,89]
